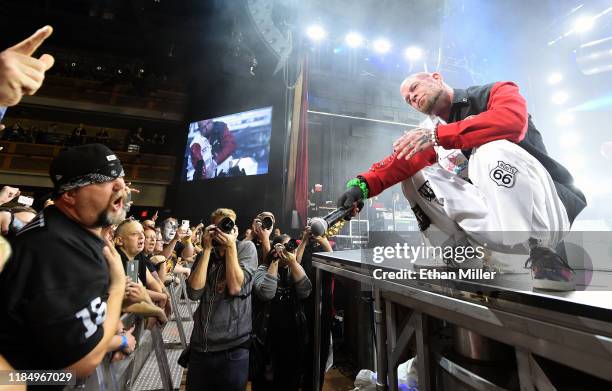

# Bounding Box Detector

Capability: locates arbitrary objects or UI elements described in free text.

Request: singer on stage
[336,71,586,291]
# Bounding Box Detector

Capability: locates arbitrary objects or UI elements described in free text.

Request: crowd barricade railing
[66,273,198,390]
[66,313,140,391]
[178,273,194,320]
[166,277,187,350]
[65,296,188,391]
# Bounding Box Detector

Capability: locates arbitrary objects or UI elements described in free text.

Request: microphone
[310,207,353,237]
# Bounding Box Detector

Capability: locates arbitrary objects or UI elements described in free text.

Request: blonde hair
[211,208,236,223]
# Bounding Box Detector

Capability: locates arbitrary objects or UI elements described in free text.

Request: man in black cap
[0,143,129,384]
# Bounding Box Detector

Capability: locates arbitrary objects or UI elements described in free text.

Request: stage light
[547,72,563,85]
[306,25,326,41]
[345,32,364,48]
[552,91,569,104]
[404,46,423,61]
[372,38,391,54]
[574,16,595,33]
[557,113,574,125]
[559,131,582,147]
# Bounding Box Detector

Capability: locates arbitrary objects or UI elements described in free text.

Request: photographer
[185,208,257,391]
[252,235,312,391]
[244,211,275,263]
[297,226,335,391]
[296,226,333,266]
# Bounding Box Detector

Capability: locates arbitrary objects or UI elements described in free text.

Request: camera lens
[284,238,298,252]
[261,216,273,230]
[218,217,235,234]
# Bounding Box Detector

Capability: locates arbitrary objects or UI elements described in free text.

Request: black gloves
[337,186,364,210]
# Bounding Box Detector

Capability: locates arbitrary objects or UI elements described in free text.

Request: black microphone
[310,207,353,237]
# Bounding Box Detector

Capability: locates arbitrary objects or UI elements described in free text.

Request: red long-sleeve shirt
[190,143,206,177]
[436,82,527,149]
[213,126,237,164]
[358,82,528,197]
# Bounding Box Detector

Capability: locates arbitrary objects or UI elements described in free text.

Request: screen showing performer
[182,106,272,181]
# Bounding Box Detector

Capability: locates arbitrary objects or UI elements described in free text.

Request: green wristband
[346,178,369,200]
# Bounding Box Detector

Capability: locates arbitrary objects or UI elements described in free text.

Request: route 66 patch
[489,161,518,188]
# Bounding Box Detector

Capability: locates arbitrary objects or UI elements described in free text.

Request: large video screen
[182,106,272,181]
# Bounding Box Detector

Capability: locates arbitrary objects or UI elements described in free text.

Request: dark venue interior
[0,0,611,390]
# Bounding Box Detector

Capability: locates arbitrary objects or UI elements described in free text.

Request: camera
[217,217,235,234]
[261,216,273,230]
[285,238,298,252]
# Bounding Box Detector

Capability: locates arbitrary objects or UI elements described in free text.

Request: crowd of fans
[0,120,173,154]
[0,143,334,391]
[0,24,336,391]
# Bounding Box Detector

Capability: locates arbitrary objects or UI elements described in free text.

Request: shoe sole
[532,278,576,291]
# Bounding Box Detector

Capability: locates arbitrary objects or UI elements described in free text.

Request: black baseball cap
[50,143,125,197]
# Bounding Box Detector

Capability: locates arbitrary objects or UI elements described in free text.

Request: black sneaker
[524,245,575,291]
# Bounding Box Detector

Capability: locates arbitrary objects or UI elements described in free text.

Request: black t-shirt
[138,252,157,274]
[0,206,109,372]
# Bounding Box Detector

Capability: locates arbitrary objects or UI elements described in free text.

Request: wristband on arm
[119,335,128,351]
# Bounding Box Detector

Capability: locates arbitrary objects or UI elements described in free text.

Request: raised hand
[0,186,20,205]
[393,127,434,160]
[103,238,126,287]
[0,26,55,106]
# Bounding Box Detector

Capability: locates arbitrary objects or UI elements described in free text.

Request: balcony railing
[0,141,176,184]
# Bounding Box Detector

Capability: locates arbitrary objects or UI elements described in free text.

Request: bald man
[337,72,586,290]
[114,220,168,320]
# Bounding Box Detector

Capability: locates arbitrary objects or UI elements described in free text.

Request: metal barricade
[166,278,188,349]
[178,273,194,319]
[71,274,200,391]
[69,306,185,391]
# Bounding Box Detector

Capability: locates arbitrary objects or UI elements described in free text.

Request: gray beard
[94,208,126,228]
[95,193,129,228]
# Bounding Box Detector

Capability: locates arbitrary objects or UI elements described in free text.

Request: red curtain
[294,56,309,226]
